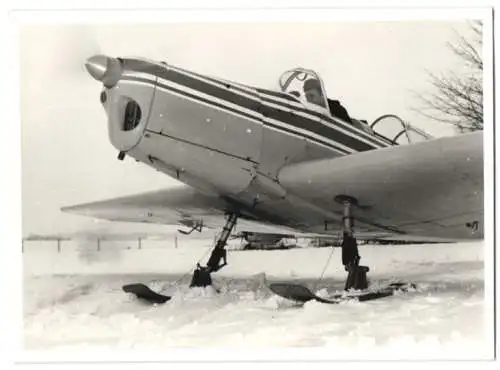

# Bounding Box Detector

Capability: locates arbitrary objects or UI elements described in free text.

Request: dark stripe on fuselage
[167,63,311,106]
[260,106,373,152]
[126,61,382,151]
[257,95,391,148]
[163,68,379,151]
[127,58,388,149]
[255,88,299,102]
[121,76,351,155]
[166,63,261,97]
[121,76,260,122]
[163,62,300,103]
[159,67,262,113]
[168,66,390,148]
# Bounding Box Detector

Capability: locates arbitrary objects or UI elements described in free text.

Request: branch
[412,22,483,133]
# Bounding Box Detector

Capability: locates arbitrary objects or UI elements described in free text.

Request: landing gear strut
[190,213,238,288]
[337,195,369,291]
[121,213,238,304]
[268,195,416,304]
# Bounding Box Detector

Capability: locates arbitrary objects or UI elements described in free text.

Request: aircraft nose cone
[84,54,123,88]
[85,54,110,81]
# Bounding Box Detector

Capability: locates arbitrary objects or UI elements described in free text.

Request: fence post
[138,237,142,250]
[97,238,101,251]
[174,235,178,249]
[21,239,24,253]
[57,239,61,253]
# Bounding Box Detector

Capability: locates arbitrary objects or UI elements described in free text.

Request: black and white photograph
[7,4,495,364]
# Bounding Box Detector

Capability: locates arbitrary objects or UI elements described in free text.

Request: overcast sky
[20,20,478,236]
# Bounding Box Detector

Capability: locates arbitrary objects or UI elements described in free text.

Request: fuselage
[92,56,398,232]
[88,55,481,239]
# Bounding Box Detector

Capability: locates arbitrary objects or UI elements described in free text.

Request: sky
[18,17,482,237]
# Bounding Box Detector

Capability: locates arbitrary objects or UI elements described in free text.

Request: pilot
[304,78,353,124]
[303,79,325,106]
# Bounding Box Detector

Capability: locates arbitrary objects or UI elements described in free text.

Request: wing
[61,186,297,235]
[278,131,483,240]
[62,133,483,242]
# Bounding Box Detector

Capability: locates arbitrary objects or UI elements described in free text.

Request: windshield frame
[278,68,330,114]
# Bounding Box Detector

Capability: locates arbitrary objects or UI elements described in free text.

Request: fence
[20,234,231,254]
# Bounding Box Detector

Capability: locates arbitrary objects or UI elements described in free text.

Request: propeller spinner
[84,54,123,88]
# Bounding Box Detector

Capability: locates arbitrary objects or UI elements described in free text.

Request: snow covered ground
[22,238,492,360]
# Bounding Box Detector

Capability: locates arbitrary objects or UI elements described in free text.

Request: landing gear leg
[190,213,238,288]
[267,195,415,303]
[339,196,369,291]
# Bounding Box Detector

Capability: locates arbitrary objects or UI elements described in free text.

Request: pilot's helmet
[304,78,324,106]
[304,78,322,92]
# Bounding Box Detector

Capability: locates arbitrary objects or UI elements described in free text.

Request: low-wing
[61,186,299,235]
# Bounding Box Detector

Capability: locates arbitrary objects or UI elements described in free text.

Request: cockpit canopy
[278,68,432,146]
[279,68,329,111]
[278,67,355,126]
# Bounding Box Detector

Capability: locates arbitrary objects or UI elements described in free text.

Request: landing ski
[268,282,416,304]
[122,283,171,304]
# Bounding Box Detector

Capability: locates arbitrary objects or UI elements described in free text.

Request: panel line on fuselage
[144,129,260,164]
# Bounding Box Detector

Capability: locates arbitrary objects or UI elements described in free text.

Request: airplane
[61,54,483,304]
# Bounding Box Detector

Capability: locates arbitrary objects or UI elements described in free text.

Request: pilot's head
[304,79,324,106]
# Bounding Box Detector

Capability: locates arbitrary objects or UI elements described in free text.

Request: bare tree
[417,21,483,133]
